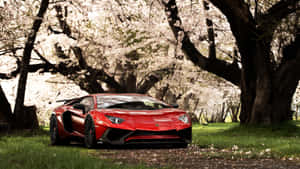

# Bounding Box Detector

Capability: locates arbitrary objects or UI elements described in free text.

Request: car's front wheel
[84,115,97,148]
[50,115,61,145]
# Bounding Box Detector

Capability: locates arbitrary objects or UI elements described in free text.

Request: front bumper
[98,127,192,145]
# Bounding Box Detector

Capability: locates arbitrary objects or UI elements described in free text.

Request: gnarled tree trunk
[240,34,300,124]
[13,0,49,129]
[163,0,299,125]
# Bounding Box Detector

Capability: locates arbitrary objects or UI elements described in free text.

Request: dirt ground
[90,144,300,169]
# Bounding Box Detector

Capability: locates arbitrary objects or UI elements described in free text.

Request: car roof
[89,93,148,97]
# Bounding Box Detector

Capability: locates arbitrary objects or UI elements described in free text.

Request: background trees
[0,0,299,128]
[37,0,176,94]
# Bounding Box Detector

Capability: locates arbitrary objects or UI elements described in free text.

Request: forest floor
[91,144,300,169]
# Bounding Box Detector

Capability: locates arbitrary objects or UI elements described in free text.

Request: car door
[71,96,94,134]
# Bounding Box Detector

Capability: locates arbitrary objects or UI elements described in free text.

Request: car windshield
[96,95,171,110]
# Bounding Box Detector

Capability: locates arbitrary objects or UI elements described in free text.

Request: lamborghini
[50,93,191,148]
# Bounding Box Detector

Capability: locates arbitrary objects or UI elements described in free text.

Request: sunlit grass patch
[0,130,150,169]
[192,121,300,159]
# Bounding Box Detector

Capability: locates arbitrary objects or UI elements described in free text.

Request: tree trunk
[13,0,49,129]
[229,103,240,123]
[240,34,300,125]
[120,61,137,93]
[163,0,299,125]
[0,85,13,124]
[240,79,297,125]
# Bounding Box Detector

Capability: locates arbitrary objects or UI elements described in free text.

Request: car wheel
[84,115,97,148]
[50,115,61,145]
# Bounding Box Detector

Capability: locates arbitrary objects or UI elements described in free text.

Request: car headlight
[105,115,124,124]
[178,114,189,124]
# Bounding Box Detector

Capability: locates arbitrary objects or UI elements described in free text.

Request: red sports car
[50,93,191,148]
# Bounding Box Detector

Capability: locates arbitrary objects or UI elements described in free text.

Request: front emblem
[155,124,159,127]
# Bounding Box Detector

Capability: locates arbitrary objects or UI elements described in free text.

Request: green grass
[192,121,300,159]
[0,129,150,169]
[2,122,300,169]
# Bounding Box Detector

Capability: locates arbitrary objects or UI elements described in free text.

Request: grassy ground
[1,122,300,169]
[192,121,300,159]
[0,129,150,169]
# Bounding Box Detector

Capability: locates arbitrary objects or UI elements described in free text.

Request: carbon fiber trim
[99,127,192,145]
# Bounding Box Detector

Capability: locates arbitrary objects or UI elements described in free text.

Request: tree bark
[213,0,300,125]
[0,85,12,124]
[203,0,216,60]
[137,67,173,94]
[162,0,241,86]
[163,0,299,125]
[13,0,49,129]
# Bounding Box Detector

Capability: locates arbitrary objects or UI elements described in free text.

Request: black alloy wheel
[84,115,97,148]
[50,115,60,145]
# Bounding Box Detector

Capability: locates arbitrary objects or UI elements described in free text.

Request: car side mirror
[171,103,179,108]
[73,103,86,114]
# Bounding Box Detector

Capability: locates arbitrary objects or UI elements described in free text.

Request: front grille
[101,127,192,145]
[106,128,132,141]
[131,130,178,137]
[126,139,184,144]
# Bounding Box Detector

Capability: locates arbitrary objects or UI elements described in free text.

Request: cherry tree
[163,0,299,125]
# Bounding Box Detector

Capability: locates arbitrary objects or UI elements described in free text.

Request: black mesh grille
[126,139,184,144]
[102,127,192,144]
[106,128,132,141]
[131,130,178,137]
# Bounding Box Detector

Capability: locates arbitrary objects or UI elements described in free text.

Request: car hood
[97,108,189,131]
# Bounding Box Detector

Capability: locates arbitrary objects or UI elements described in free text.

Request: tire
[50,115,61,145]
[84,115,97,148]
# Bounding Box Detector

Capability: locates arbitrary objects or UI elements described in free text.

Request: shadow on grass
[55,140,187,150]
[221,121,300,137]
[0,126,49,137]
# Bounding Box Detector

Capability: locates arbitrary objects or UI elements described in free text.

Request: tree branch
[162,0,241,86]
[203,0,216,60]
[53,5,76,40]
[0,63,57,79]
[0,49,58,80]
[208,0,257,38]
[69,45,124,92]
[261,0,299,23]
[254,0,259,19]
[47,26,64,34]
[35,48,105,93]
[48,4,124,93]
[33,49,58,71]
[0,47,23,56]
[70,46,88,69]
[258,0,299,32]
[54,5,71,37]
[276,29,300,80]
[137,67,173,94]
[273,32,300,104]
